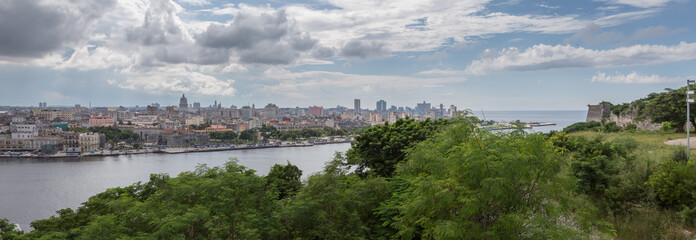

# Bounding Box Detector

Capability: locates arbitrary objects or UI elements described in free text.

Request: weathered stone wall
[607,110,662,131]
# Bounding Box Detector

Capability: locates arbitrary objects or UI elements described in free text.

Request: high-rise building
[449,105,458,117]
[179,94,188,109]
[193,102,201,109]
[263,103,279,120]
[240,106,252,120]
[354,99,361,114]
[309,106,323,116]
[415,101,431,115]
[376,100,387,111]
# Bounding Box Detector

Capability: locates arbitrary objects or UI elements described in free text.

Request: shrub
[624,123,637,132]
[563,121,602,133]
[647,160,696,207]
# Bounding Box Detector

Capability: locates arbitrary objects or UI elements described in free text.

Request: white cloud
[591,71,692,84]
[261,69,466,98]
[597,0,674,8]
[111,67,236,96]
[537,4,559,9]
[176,0,210,6]
[415,68,466,76]
[58,45,132,70]
[465,42,696,74]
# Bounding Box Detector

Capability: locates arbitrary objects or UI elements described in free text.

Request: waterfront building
[10,123,38,139]
[79,133,100,153]
[60,131,79,153]
[159,130,209,147]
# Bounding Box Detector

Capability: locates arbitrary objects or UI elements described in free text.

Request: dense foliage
[88,126,140,144]
[562,121,623,134]
[207,131,237,141]
[259,125,348,141]
[607,87,696,132]
[347,117,450,177]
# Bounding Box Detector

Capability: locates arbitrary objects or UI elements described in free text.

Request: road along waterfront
[0,142,351,231]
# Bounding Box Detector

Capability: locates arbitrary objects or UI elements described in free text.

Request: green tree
[266,161,303,200]
[0,218,23,240]
[383,121,603,239]
[640,87,695,132]
[281,154,393,239]
[239,129,258,142]
[347,117,449,177]
[562,121,602,133]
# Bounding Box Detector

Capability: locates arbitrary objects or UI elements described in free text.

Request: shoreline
[0,139,353,159]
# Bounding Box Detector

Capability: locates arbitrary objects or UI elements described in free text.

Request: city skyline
[0,0,695,110]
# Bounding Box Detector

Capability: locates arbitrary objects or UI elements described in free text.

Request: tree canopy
[347,117,450,177]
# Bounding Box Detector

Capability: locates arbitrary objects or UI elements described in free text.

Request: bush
[661,121,675,132]
[671,147,689,164]
[647,160,696,207]
[603,122,622,132]
[563,121,602,133]
[624,123,637,132]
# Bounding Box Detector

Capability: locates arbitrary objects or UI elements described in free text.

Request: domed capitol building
[178,94,188,109]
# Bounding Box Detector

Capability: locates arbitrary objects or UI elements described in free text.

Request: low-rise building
[159,130,209,147]
[89,115,115,127]
[79,133,101,153]
[185,116,205,126]
[10,123,38,139]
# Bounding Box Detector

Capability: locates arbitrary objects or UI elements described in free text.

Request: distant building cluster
[0,97,461,155]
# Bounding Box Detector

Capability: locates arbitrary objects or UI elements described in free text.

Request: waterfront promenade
[0,138,353,159]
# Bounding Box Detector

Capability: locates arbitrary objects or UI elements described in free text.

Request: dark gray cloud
[150,45,231,65]
[196,11,289,49]
[312,46,336,58]
[193,9,320,65]
[340,39,390,60]
[239,42,298,65]
[289,33,317,51]
[0,0,114,58]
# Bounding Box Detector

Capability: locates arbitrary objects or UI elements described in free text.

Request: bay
[0,143,351,230]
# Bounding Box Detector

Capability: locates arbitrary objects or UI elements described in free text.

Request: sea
[472,110,587,133]
[0,110,587,230]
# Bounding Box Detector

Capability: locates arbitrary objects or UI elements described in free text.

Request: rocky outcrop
[607,109,662,131]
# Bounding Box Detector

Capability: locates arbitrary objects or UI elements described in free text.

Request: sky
[0,0,695,110]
